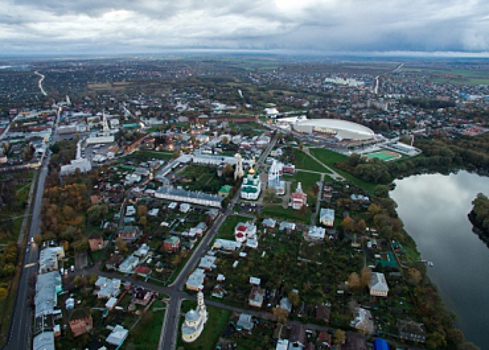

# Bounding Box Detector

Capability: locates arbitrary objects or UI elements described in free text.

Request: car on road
[70,265,75,272]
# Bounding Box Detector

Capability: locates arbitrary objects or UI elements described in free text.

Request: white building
[118,255,139,274]
[60,158,92,176]
[352,307,375,334]
[38,247,65,274]
[268,159,285,195]
[186,268,206,291]
[155,186,223,208]
[369,272,389,297]
[319,208,335,227]
[95,277,121,299]
[234,222,257,243]
[306,226,326,241]
[33,332,55,350]
[241,167,261,200]
[212,239,242,251]
[182,292,208,343]
[106,325,129,346]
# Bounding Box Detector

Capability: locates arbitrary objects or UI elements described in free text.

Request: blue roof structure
[373,338,389,350]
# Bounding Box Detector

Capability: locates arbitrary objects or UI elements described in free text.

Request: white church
[181,292,208,343]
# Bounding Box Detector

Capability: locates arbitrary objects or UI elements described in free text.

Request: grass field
[309,148,377,194]
[262,205,312,223]
[284,171,321,206]
[401,67,489,85]
[217,215,252,240]
[365,151,401,161]
[123,300,167,350]
[177,301,231,350]
[293,149,330,173]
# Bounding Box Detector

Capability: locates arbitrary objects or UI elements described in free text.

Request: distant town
[0,56,486,350]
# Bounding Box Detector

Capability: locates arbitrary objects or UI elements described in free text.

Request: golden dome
[248,167,256,175]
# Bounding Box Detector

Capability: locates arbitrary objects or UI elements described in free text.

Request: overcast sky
[2,0,489,55]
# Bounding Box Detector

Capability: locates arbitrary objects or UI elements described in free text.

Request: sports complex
[292,118,381,147]
[364,150,402,161]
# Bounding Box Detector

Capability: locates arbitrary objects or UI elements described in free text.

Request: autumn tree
[89,274,98,285]
[347,272,361,290]
[34,234,42,245]
[341,216,355,232]
[407,268,422,285]
[360,266,371,288]
[222,163,233,177]
[137,205,148,217]
[272,307,289,324]
[334,330,346,347]
[288,291,300,307]
[115,237,128,254]
[356,219,366,233]
[367,203,381,217]
[0,288,8,300]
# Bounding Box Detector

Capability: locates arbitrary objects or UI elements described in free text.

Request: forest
[468,193,489,246]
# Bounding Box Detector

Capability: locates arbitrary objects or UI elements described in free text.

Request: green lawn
[123,301,167,349]
[177,301,231,350]
[217,215,252,240]
[284,171,321,206]
[293,149,330,173]
[309,148,348,168]
[309,148,377,194]
[262,205,311,223]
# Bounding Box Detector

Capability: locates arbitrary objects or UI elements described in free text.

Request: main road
[5,104,59,350]
[158,133,278,350]
[5,152,51,350]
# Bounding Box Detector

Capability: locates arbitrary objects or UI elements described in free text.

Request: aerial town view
[1,2,489,350]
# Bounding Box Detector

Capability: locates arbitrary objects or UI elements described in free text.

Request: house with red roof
[290,182,307,210]
[234,222,257,243]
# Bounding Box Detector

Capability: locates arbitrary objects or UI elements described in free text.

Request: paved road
[34,71,47,97]
[5,154,50,350]
[157,133,279,350]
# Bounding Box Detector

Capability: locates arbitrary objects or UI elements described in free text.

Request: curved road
[34,71,47,96]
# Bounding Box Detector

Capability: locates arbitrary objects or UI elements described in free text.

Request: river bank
[391,171,489,348]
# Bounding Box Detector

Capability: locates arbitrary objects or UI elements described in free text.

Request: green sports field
[365,150,401,161]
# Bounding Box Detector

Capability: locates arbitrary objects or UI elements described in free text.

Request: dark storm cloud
[1,0,489,54]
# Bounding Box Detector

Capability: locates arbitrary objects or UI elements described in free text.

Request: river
[390,171,489,347]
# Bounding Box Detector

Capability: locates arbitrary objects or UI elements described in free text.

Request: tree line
[468,193,489,248]
[336,133,489,185]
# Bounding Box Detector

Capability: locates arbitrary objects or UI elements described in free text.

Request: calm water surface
[390,171,489,347]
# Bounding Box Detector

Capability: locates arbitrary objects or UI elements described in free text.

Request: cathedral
[181,292,208,343]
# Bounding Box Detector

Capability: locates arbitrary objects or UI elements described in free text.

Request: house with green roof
[240,168,261,200]
[218,185,232,197]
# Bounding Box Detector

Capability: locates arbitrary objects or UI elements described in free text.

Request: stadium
[292,119,379,147]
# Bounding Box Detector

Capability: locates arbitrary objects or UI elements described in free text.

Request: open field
[293,149,330,173]
[217,215,252,240]
[401,66,489,85]
[122,300,167,350]
[309,148,377,193]
[262,205,312,223]
[177,301,231,350]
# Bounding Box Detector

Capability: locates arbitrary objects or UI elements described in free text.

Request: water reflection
[391,171,489,347]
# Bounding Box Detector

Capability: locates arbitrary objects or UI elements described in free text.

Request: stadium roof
[293,119,375,141]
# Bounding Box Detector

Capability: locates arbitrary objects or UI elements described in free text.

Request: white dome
[185,310,199,322]
[293,119,375,141]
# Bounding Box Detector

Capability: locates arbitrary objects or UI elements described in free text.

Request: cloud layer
[2,0,489,54]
